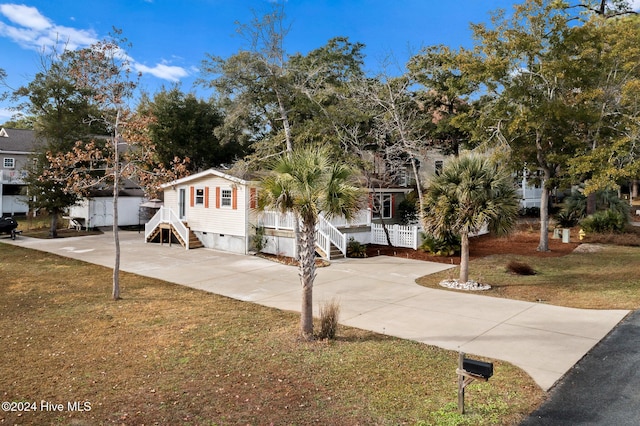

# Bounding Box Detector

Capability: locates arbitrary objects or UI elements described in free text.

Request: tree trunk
[379,215,394,247]
[112,111,121,300]
[537,173,550,252]
[586,191,597,215]
[459,231,469,283]
[410,157,425,222]
[49,209,59,238]
[298,217,317,340]
[275,89,293,153]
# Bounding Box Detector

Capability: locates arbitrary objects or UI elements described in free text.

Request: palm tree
[422,154,519,284]
[259,147,364,340]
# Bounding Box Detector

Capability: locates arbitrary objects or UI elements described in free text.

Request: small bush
[346,237,367,258]
[252,225,267,252]
[397,195,418,225]
[520,206,540,218]
[580,209,628,233]
[317,299,340,340]
[420,232,460,256]
[506,260,536,276]
[554,210,580,228]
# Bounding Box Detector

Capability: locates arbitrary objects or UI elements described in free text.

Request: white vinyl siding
[172,176,246,236]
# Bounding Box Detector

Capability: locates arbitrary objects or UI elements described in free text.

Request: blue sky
[1,0,638,123]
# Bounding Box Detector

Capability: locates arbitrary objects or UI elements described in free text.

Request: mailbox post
[456,352,494,414]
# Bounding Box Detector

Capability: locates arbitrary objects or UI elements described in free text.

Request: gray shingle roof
[0,128,43,153]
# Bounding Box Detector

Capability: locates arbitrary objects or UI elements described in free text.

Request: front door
[179,188,186,220]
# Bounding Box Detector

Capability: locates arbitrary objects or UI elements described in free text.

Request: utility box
[463,358,494,379]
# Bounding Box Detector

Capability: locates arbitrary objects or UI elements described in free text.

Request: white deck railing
[323,209,371,228]
[259,209,370,231]
[145,206,190,250]
[258,210,297,230]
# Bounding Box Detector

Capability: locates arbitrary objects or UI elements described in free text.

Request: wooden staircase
[315,241,344,260]
[146,222,203,249]
[328,242,344,259]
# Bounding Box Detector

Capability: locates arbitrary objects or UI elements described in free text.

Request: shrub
[346,237,367,258]
[317,299,340,340]
[252,225,267,252]
[519,206,540,218]
[559,189,630,225]
[420,232,460,256]
[397,194,418,225]
[580,209,628,234]
[554,210,580,228]
[506,260,536,275]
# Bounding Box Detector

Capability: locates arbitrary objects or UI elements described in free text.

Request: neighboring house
[146,169,260,254]
[0,127,38,216]
[67,186,146,229]
[0,127,147,225]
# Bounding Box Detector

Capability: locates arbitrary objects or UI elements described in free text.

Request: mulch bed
[365,230,580,265]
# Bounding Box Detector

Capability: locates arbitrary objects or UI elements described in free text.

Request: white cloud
[630,0,640,11]
[0,3,189,82]
[0,4,51,30]
[0,3,97,51]
[0,108,16,122]
[135,63,189,82]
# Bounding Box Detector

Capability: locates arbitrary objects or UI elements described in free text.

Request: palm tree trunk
[459,231,470,283]
[298,218,317,340]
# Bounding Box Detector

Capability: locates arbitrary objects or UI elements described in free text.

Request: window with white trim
[195,188,205,206]
[221,189,232,207]
[3,158,15,169]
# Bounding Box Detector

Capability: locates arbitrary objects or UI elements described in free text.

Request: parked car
[0,216,19,239]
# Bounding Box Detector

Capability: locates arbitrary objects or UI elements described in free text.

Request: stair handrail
[145,206,190,250]
[317,214,347,258]
[315,227,331,259]
[144,208,163,241]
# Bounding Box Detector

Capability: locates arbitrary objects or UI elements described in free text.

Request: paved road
[1,231,630,391]
[522,309,640,425]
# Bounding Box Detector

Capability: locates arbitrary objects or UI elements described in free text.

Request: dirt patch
[19,228,104,239]
[257,252,331,267]
[365,230,580,264]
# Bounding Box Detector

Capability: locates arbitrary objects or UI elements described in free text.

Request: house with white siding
[146,169,259,254]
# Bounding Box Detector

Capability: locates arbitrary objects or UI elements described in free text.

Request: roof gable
[161,169,255,188]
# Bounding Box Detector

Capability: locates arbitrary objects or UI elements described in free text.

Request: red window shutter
[204,187,210,208]
[250,188,257,209]
[215,187,221,209]
[232,187,238,210]
[391,195,395,217]
[190,186,194,207]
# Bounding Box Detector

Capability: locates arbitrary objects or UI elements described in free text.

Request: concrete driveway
[2,231,629,391]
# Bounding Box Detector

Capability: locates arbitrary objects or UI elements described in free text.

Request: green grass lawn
[417,244,640,310]
[0,244,542,425]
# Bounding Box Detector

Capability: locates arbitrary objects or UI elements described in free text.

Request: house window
[373,194,393,219]
[195,188,205,206]
[221,189,232,207]
[3,158,15,169]
[434,160,444,176]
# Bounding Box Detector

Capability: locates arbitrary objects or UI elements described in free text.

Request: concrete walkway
[1,231,629,391]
